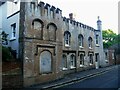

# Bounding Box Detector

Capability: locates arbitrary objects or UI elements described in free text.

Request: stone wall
[19,1,105,86]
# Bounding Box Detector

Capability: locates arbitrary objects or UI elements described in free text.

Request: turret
[97,16,102,30]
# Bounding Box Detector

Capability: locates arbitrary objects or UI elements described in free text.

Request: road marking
[42,66,116,89]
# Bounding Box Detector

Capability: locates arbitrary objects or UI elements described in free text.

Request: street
[56,66,120,89]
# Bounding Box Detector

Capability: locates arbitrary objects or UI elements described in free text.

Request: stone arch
[47,23,57,41]
[32,18,44,39]
[39,50,52,74]
[78,34,84,47]
[32,18,44,27]
[88,37,93,48]
[64,31,71,46]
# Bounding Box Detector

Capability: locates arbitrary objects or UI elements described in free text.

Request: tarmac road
[57,66,120,89]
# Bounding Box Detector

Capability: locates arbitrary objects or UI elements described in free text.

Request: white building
[0,1,20,58]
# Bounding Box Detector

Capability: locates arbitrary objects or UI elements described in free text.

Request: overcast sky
[39,0,119,34]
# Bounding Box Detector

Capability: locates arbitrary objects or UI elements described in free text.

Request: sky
[39,0,119,34]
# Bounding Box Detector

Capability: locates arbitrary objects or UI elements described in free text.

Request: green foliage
[1,31,8,45]
[2,46,13,62]
[102,29,117,48]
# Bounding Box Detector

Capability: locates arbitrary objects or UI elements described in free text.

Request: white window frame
[64,32,70,47]
[10,23,16,40]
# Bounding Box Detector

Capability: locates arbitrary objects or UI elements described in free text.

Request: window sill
[79,46,84,49]
[96,44,100,47]
[70,66,76,69]
[89,63,93,66]
[80,65,84,67]
[62,67,68,71]
[89,47,93,49]
[9,37,16,41]
[65,44,70,47]
[105,60,108,63]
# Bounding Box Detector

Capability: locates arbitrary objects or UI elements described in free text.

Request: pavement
[27,65,118,89]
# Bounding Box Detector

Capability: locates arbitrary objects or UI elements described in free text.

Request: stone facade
[19,1,106,86]
[104,49,116,66]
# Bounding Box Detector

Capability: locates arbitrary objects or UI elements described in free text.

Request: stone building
[1,0,107,86]
[19,1,106,86]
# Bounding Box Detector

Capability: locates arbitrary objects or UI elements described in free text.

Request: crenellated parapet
[30,0,96,31]
[62,16,96,31]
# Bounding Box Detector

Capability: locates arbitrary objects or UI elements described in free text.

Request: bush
[2,46,13,62]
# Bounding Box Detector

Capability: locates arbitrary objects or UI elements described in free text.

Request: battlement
[62,16,96,31]
[30,0,96,31]
[30,1,62,18]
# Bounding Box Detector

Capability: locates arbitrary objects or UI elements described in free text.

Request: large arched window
[62,54,67,70]
[47,23,57,41]
[78,34,84,47]
[88,37,93,48]
[32,19,44,39]
[40,51,52,74]
[70,54,75,68]
[64,31,71,46]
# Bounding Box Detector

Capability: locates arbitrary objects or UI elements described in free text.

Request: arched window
[32,19,44,30]
[78,34,84,47]
[47,23,57,41]
[89,54,93,65]
[64,31,71,46]
[80,54,84,65]
[88,37,93,48]
[40,51,52,74]
[70,54,75,68]
[62,54,67,69]
[32,19,44,39]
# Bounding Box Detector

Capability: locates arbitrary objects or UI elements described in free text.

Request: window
[11,23,16,38]
[78,34,84,47]
[95,53,99,62]
[80,54,84,67]
[32,19,44,39]
[64,31,71,46]
[88,37,92,48]
[105,52,108,60]
[47,23,57,41]
[96,35,99,45]
[70,54,75,69]
[33,21,42,30]
[40,51,52,74]
[112,53,114,59]
[89,54,93,65]
[62,54,67,70]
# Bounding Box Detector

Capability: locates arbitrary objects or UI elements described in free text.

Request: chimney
[69,13,75,20]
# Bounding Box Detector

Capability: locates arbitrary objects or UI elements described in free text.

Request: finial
[98,16,100,20]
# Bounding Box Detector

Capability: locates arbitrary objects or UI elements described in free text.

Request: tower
[97,16,102,30]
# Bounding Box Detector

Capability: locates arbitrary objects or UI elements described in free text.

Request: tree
[102,29,117,48]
